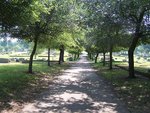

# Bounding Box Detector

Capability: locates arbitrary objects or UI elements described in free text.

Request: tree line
[81,0,150,78]
[0,0,84,73]
[1,0,150,78]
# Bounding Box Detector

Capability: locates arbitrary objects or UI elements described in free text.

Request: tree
[0,0,33,31]
[12,0,74,73]
[119,0,150,78]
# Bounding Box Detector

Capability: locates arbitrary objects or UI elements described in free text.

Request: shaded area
[115,65,150,79]
[93,62,150,113]
[0,62,69,112]
[19,55,129,113]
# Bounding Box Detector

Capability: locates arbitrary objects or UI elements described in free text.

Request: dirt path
[15,55,129,113]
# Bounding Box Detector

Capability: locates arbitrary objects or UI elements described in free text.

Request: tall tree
[119,0,150,78]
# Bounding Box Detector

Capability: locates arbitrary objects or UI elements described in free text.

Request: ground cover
[0,62,69,111]
[92,62,150,113]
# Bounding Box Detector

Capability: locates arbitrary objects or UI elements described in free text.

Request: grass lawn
[0,61,69,111]
[92,62,150,113]
[112,55,150,73]
[113,61,150,73]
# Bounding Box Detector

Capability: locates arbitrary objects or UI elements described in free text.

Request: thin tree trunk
[74,54,76,61]
[77,51,80,58]
[109,37,113,70]
[103,52,106,66]
[62,46,64,62]
[48,48,50,66]
[28,34,39,73]
[128,35,140,78]
[128,10,145,78]
[59,45,64,64]
[59,49,62,64]
[95,53,99,63]
[128,21,142,78]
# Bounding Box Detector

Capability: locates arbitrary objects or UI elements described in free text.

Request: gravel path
[18,55,129,113]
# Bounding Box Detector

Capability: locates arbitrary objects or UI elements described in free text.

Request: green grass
[113,61,150,73]
[0,52,70,61]
[92,62,150,113]
[0,61,69,110]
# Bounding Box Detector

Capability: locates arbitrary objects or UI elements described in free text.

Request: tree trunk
[62,47,64,62]
[77,51,80,58]
[95,53,99,63]
[59,49,62,64]
[128,9,145,78]
[59,45,64,64]
[28,34,39,73]
[109,37,113,70]
[103,52,106,66]
[74,54,77,61]
[48,48,50,66]
[128,35,140,78]
[128,18,142,78]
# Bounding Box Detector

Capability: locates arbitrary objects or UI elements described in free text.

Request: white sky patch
[11,38,18,42]
[0,36,18,43]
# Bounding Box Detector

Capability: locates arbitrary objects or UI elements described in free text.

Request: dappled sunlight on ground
[16,55,129,113]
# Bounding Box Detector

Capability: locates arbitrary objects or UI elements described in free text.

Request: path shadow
[21,56,129,113]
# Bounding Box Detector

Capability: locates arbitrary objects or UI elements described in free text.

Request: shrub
[22,60,29,63]
[19,58,25,61]
[68,57,73,61]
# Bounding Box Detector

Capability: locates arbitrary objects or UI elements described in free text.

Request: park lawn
[113,61,150,73]
[92,62,150,113]
[0,61,69,110]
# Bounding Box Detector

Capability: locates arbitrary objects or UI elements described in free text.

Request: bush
[68,57,73,61]
[19,58,25,61]
[22,60,29,63]
[0,58,10,63]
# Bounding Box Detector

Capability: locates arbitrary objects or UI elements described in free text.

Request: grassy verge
[113,61,150,73]
[92,62,150,113]
[0,61,69,111]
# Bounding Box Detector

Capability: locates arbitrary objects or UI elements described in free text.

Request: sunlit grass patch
[113,61,150,73]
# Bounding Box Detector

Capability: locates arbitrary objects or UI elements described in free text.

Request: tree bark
[62,47,64,62]
[95,53,99,63]
[59,45,64,64]
[128,9,145,78]
[103,52,106,66]
[74,54,77,61]
[109,37,113,70]
[28,34,39,73]
[128,35,140,78]
[77,50,80,58]
[59,49,62,64]
[48,48,50,66]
